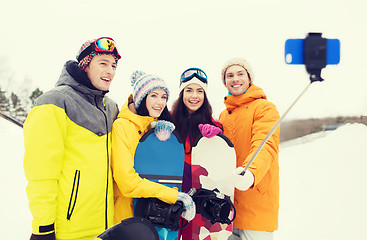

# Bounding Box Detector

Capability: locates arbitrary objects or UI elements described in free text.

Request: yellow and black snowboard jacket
[23,61,119,239]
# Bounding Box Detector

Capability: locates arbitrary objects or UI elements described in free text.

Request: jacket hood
[224,85,267,112]
[56,60,107,97]
[117,96,156,132]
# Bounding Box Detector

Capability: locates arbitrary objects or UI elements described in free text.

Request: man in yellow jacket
[23,37,121,240]
[219,58,280,240]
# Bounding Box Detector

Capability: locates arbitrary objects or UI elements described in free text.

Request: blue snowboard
[134,128,185,240]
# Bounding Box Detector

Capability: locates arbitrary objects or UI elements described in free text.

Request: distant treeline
[0,87,43,123]
[280,115,367,142]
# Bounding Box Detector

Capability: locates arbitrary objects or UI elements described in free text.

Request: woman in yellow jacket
[219,58,280,240]
[111,70,195,225]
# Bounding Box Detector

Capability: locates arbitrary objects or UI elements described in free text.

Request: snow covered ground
[275,123,367,240]
[1,117,366,239]
[0,117,31,238]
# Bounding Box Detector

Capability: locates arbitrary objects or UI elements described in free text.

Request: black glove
[30,232,55,240]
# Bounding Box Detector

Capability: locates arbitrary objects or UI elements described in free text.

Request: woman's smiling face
[145,88,168,118]
[183,83,205,115]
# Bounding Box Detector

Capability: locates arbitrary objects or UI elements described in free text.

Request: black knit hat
[76,37,121,70]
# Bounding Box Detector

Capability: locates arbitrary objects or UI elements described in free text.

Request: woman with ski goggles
[172,67,223,240]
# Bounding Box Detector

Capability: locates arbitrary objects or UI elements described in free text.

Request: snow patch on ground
[276,124,367,240]
[0,117,31,239]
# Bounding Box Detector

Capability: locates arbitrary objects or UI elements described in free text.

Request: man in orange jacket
[219,57,280,240]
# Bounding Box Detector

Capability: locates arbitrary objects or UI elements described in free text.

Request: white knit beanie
[221,57,254,85]
[179,77,207,93]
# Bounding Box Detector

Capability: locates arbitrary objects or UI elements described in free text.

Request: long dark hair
[136,95,172,121]
[171,91,219,150]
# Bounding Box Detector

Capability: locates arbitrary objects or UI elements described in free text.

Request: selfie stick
[241,32,329,175]
[241,82,311,174]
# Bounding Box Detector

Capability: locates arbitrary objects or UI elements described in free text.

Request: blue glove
[152,120,175,141]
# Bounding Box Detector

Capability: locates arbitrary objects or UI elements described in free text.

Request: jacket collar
[117,95,156,132]
[56,60,108,98]
[224,85,267,112]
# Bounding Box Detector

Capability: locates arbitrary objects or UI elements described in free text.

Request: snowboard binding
[189,188,236,224]
[134,198,189,231]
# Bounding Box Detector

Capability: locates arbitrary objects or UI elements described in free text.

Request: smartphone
[285,38,340,65]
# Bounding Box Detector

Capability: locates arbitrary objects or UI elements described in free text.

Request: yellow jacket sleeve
[111,118,178,204]
[23,104,67,235]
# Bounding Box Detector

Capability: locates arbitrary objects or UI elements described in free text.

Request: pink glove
[198,124,222,138]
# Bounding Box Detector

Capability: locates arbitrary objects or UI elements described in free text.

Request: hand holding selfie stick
[240,32,340,175]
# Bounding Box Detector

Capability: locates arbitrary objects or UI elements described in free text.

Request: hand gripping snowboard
[190,133,236,240]
[133,128,185,240]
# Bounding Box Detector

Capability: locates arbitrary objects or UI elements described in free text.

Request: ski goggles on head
[180,68,208,84]
[77,37,121,62]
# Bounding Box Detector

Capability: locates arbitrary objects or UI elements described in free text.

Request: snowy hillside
[0,117,31,239]
[1,117,366,239]
[276,123,367,240]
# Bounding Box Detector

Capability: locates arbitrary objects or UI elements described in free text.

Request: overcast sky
[1,0,366,120]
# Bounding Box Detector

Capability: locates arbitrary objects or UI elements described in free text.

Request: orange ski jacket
[219,85,280,231]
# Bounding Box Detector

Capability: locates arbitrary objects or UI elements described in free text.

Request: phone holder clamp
[304,32,327,82]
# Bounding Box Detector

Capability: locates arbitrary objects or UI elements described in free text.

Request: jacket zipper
[67,170,81,220]
[95,96,109,230]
